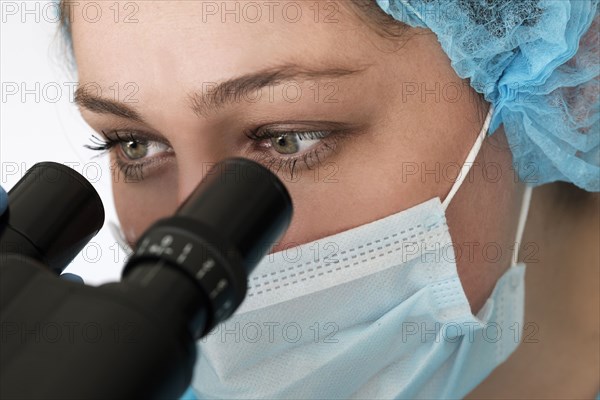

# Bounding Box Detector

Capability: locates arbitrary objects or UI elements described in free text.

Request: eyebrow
[74,63,369,121]
[189,64,369,118]
[74,86,145,123]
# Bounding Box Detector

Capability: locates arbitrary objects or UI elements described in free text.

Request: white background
[1,0,125,285]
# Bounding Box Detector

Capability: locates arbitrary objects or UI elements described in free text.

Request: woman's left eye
[243,127,344,177]
[264,131,331,155]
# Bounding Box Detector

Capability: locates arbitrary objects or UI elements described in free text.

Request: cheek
[445,130,522,314]
[269,135,438,253]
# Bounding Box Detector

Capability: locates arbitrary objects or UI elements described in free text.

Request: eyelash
[85,127,343,181]
[84,131,161,181]
[243,127,342,178]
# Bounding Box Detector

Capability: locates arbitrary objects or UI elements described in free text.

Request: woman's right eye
[117,138,171,161]
[85,131,173,162]
[84,131,174,181]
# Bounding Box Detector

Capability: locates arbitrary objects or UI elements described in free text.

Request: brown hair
[345,0,412,39]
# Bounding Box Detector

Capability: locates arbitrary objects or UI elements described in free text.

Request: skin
[467,185,600,399]
[68,0,598,397]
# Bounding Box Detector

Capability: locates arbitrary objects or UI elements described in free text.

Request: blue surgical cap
[376,0,599,191]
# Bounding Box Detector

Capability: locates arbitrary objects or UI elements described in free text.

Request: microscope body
[0,159,292,399]
[1,253,196,399]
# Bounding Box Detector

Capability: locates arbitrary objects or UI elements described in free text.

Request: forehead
[69,1,372,84]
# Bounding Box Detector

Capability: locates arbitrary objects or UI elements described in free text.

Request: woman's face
[71,0,523,313]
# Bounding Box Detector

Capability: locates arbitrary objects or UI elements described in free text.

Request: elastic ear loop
[511,185,533,266]
[396,0,425,21]
[439,104,532,266]
[441,105,495,210]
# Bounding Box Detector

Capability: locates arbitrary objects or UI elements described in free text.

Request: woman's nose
[170,124,247,212]
[176,154,235,209]
[177,162,214,208]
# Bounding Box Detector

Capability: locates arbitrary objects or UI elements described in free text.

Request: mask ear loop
[441,105,495,211]
[396,0,425,22]
[511,185,533,266]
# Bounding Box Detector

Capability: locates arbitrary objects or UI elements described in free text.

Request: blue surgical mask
[190,106,532,399]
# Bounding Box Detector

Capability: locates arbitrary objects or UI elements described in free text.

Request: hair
[345,0,413,39]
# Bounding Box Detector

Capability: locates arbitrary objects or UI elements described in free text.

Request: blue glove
[60,273,85,284]
[179,387,197,400]
[0,185,7,215]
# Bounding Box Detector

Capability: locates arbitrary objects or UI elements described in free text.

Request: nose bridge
[165,119,235,210]
[176,153,233,208]
[177,160,212,208]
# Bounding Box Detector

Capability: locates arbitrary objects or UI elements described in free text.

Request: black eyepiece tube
[0,162,105,274]
[177,157,293,270]
[122,158,294,338]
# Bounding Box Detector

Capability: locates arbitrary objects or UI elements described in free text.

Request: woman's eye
[270,134,314,155]
[118,139,171,161]
[261,131,331,155]
[243,127,343,177]
[84,131,174,182]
